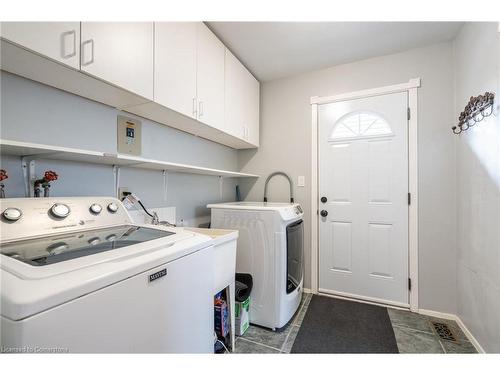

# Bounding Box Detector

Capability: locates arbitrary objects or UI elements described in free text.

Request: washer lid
[1,225,175,267]
[0,226,213,321]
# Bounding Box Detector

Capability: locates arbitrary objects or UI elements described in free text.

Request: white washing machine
[207,202,304,330]
[0,197,216,353]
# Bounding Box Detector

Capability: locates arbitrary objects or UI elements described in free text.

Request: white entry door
[318,92,409,306]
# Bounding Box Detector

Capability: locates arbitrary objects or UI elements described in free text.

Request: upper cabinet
[224,49,260,147]
[0,22,80,69]
[1,22,259,149]
[196,23,225,130]
[154,22,197,119]
[80,22,154,100]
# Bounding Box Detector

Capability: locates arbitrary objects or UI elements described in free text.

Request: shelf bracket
[21,156,36,198]
[219,176,223,200]
[163,170,168,204]
[112,165,120,199]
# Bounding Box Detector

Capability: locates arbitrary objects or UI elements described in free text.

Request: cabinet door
[224,49,246,138]
[224,48,260,146]
[0,22,80,69]
[244,72,260,147]
[196,23,225,129]
[80,22,153,100]
[154,22,197,119]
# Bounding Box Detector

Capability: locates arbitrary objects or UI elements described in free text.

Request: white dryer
[207,202,304,330]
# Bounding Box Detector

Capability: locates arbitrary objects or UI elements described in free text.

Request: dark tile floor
[388,309,477,354]
[233,293,477,354]
[233,293,312,353]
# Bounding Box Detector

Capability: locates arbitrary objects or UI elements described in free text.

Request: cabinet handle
[61,30,76,59]
[192,98,197,117]
[198,101,204,117]
[81,39,94,66]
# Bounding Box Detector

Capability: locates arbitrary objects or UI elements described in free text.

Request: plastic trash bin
[235,273,253,336]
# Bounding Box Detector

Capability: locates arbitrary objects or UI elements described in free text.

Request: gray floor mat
[291,295,399,353]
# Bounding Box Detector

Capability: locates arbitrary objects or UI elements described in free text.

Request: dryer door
[286,219,303,294]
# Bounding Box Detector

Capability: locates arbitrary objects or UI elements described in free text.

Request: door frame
[310,78,421,312]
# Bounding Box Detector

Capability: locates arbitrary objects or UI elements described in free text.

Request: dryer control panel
[279,204,304,221]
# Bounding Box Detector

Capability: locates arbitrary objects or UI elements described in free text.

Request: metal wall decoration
[452,92,495,134]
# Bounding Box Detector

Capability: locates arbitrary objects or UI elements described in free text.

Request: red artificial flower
[0,169,7,181]
[44,170,58,182]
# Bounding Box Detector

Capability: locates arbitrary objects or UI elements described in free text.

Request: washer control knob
[50,203,71,218]
[107,202,119,213]
[88,237,101,246]
[47,242,69,254]
[89,204,102,214]
[106,234,118,242]
[3,208,22,221]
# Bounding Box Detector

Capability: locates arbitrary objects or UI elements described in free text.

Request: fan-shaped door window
[330,111,393,141]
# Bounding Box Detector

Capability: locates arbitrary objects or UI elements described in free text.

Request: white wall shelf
[0,139,259,178]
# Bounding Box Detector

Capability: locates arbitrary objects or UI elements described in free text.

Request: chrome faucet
[263,171,294,203]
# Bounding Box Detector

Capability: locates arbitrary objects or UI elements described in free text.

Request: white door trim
[310,78,421,312]
[310,78,421,105]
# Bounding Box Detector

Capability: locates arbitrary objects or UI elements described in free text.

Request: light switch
[298,176,305,187]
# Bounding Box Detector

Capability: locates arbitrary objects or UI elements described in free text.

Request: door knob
[320,210,328,217]
[321,196,327,203]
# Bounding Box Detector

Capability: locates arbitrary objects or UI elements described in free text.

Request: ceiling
[207,22,464,82]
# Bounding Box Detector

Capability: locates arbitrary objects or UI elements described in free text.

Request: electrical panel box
[117,115,141,155]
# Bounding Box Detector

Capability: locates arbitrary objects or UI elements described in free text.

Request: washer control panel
[0,197,131,243]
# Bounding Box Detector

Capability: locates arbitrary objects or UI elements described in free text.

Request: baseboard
[418,308,457,321]
[302,288,312,294]
[418,309,485,353]
[455,316,486,354]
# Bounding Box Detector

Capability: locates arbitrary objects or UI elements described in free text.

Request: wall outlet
[298,176,305,187]
[118,187,131,201]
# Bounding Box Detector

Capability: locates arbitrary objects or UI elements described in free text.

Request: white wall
[238,42,457,313]
[453,22,500,353]
[0,72,239,223]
